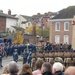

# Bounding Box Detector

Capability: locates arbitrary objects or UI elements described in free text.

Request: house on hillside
[32,12,57,28]
[48,6,75,49]
[17,15,33,30]
[0,9,18,32]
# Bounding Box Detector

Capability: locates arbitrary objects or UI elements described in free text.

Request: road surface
[0,56,23,74]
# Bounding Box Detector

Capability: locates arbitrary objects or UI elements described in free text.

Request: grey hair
[8,61,19,74]
[53,62,63,72]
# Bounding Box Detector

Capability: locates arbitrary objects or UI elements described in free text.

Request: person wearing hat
[27,49,32,67]
[13,49,18,62]
[22,49,28,64]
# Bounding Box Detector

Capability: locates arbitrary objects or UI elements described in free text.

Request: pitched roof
[0,12,17,19]
[21,15,32,20]
[53,6,75,19]
[12,26,24,31]
[32,14,43,19]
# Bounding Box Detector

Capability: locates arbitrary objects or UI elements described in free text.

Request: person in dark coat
[27,49,32,67]
[22,50,28,64]
[41,62,53,75]
[0,49,3,67]
[13,49,18,62]
[68,43,72,50]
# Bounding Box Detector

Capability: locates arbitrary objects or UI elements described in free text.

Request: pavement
[0,56,23,74]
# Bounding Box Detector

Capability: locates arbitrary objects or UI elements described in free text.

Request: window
[64,35,69,44]
[64,22,69,31]
[55,35,60,44]
[55,22,60,31]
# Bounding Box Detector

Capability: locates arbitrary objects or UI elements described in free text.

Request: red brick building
[0,17,6,31]
[0,10,17,32]
[48,6,75,46]
[49,19,73,44]
[32,12,57,28]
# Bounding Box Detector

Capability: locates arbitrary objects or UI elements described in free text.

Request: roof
[52,6,75,19]
[32,14,43,19]
[12,26,24,31]
[21,15,32,21]
[0,12,17,19]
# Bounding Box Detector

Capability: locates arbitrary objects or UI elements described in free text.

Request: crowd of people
[0,41,74,75]
[0,44,33,68]
[1,58,75,75]
[43,42,72,52]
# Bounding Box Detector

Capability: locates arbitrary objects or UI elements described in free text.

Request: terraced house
[48,6,75,49]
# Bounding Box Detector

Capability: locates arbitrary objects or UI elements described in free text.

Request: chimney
[8,9,11,15]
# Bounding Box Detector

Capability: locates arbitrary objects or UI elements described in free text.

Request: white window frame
[55,35,60,44]
[64,22,69,31]
[64,35,69,44]
[55,22,60,31]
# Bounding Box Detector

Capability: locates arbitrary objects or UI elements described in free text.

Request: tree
[26,25,49,37]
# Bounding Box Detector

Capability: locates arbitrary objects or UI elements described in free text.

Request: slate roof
[52,6,75,19]
[0,12,17,19]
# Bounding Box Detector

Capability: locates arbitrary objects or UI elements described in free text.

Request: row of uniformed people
[44,42,72,52]
[13,49,32,67]
[4,44,36,56]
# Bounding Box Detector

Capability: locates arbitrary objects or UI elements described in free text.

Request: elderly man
[41,62,53,75]
[64,66,75,75]
[8,61,19,75]
[52,62,64,75]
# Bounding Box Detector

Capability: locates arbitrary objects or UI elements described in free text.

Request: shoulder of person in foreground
[37,74,42,75]
[1,74,9,75]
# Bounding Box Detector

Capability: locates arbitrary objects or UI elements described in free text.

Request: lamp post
[27,32,30,43]
[36,35,40,43]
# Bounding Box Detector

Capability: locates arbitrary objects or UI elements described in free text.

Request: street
[0,56,23,74]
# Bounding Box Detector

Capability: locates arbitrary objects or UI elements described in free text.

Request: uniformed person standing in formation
[0,49,3,67]
[27,49,32,67]
[13,49,18,62]
[22,49,28,64]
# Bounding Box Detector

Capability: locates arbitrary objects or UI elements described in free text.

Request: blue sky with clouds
[0,0,75,16]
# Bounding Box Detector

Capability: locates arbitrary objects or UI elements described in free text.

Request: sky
[0,0,75,16]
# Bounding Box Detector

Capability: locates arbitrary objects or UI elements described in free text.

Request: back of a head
[54,57,63,64]
[20,63,32,75]
[64,66,75,75]
[35,58,44,69]
[52,62,63,73]
[41,62,52,73]
[8,61,19,74]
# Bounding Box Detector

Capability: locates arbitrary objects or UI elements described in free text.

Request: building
[17,15,33,30]
[32,12,57,28]
[48,6,75,49]
[0,9,18,32]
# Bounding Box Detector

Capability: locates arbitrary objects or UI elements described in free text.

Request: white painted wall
[17,15,32,29]
[6,18,17,32]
